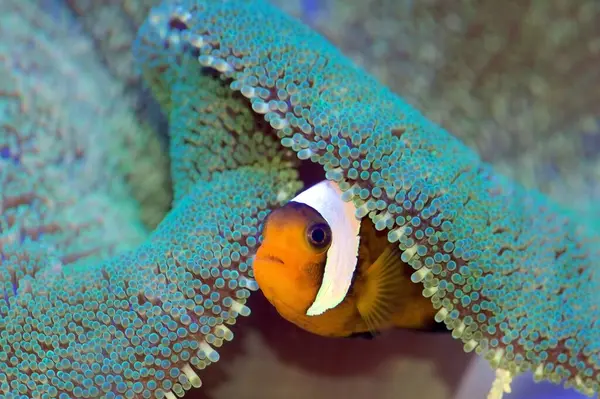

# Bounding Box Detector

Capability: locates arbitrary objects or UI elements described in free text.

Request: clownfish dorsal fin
[356,243,406,334]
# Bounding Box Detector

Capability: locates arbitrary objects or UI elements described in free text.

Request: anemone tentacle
[0,1,300,397]
[133,0,600,396]
[1,0,598,397]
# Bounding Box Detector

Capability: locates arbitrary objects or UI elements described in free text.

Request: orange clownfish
[253,180,444,339]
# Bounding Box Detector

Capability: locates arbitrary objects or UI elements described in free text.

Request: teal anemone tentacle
[0,166,294,398]
[134,0,600,396]
[0,2,300,397]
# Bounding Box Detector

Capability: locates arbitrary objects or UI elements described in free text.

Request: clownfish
[252,180,445,339]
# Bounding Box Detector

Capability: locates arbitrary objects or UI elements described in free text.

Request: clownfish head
[253,201,332,316]
[253,180,361,319]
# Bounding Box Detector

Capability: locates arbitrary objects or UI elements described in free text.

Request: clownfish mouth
[255,254,285,265]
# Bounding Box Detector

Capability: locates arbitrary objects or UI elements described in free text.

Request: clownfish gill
[252,180,446,338]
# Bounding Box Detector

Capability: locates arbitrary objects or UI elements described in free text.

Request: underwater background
[1,0,599,398]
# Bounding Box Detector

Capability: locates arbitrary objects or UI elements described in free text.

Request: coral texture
[133,0,600,397]
[275,0,600,221]
[0,0,172,397]
[1,0,599,398]
[64,0,600,218]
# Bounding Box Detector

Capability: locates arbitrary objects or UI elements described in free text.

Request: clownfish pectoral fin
[356,243,406,335]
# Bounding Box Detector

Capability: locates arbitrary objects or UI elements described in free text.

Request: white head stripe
[291,180,361,316]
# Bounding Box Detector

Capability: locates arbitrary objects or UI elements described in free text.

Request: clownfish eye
[307,223,332,249]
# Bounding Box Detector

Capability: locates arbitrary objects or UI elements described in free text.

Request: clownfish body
[253,180,444,338]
